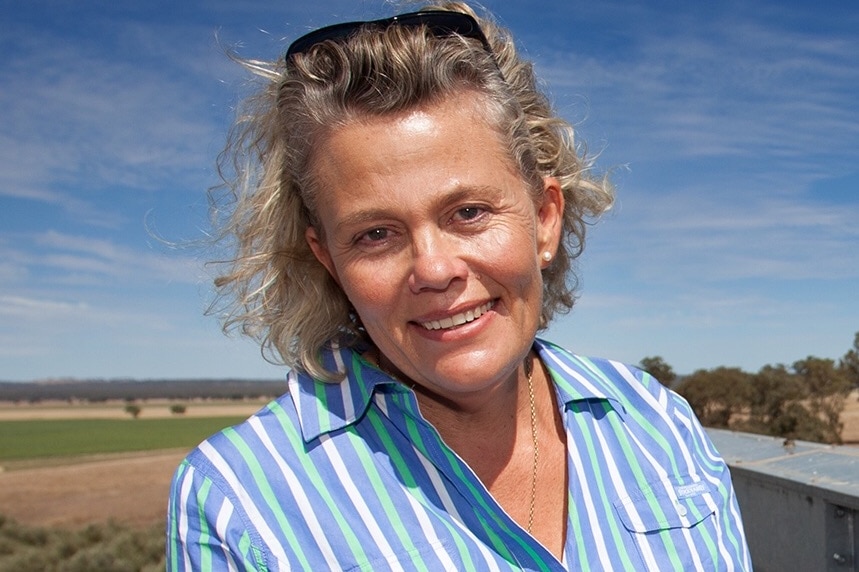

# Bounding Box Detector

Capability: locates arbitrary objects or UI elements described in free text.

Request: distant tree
[170,404,187,415]
[675,367,752,428]
[124,404,142,419]
[743,364,811,438]
[639,356,677,386]
[793,356,852,444]
[737,358,851,444]
[839,331,859,389]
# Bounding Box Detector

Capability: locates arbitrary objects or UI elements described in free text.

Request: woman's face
[306,92,563,406]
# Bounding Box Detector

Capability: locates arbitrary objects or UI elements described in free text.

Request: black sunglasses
[285,10,492,61]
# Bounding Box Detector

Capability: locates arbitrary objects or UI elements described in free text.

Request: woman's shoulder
[180,390,301,479]
[536,338,687,416]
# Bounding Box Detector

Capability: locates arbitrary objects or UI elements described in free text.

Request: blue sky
[1,0,857,381]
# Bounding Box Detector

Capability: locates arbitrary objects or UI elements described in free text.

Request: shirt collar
[534,338,627,417]
[289,344,407,443]
[290,338,625,442]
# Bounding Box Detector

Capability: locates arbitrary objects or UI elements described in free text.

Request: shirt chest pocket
[613,479,722,571]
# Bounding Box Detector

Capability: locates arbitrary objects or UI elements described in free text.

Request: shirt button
[677,504,688,517]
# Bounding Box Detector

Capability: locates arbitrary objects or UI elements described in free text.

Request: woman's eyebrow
[333,185,504,233]
[333,208,396,234]
[428,185,505,215]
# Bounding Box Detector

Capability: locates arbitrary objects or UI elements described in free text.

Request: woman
[168,3,751,570]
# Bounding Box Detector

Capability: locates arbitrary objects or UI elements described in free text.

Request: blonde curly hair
[210,2,613,380]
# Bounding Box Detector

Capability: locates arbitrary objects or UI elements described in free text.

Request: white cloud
[2,0,857,380]
[599,189,859,284]
[0,295,90,319]
[535,3,859,187]
[0,14,227,228]
[0,230,202,291]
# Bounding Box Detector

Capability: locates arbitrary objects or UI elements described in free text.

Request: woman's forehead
[314,96,507,179]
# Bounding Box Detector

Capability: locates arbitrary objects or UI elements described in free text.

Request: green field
[0,417,246,460]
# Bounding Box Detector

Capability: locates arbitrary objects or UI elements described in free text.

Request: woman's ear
[305,226,341,286]
[537,177,565,267]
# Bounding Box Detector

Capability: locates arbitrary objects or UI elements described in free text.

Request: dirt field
[0,394,857,530]
[0,401,262,529]
[841,391,859,443]
[0,398,267,421]
[0,450,186,529]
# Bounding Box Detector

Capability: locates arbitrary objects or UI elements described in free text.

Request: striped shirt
[167,338,752,571]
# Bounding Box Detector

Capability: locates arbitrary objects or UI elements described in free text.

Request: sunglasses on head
[285,10,492,61]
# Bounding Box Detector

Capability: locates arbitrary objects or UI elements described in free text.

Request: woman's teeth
[420,301,494,331]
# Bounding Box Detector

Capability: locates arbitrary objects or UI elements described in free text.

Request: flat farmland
[0,398,267,421]
[0,400,266,529]
[0,394,857,531]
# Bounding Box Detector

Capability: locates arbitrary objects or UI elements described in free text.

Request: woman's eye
[359,228,389,243]
[454,206,484,222]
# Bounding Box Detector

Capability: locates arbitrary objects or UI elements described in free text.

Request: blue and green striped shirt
[167,339,751,570]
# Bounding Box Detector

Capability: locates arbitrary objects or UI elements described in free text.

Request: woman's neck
[408,355,532,485]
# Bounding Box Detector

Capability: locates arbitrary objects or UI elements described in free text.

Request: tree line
[641,332,859,444]
[0,378,286,403]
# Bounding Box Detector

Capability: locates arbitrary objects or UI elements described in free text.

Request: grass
[0,417,246,461]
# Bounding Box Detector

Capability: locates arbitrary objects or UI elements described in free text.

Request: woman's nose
[407,232,469,293]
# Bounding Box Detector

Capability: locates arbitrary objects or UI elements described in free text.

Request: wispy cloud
[535,3,859,186]
[0,230,202,289]
[0,295,90,319]
[528,1,859,297]
[597,189,859,284]
[1,0,856,379]
[0,14,226,225]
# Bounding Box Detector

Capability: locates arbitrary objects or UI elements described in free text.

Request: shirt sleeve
[166,459,269,572]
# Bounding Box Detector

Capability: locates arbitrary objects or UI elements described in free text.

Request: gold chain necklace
[378,350,540,533]
[526,358,539,533]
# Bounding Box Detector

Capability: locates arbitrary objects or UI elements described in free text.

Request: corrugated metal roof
[707,428,859,505]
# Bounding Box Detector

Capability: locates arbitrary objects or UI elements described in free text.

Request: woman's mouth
[418,301,495,331]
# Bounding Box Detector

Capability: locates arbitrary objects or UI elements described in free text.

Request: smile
[418,301,495,331]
